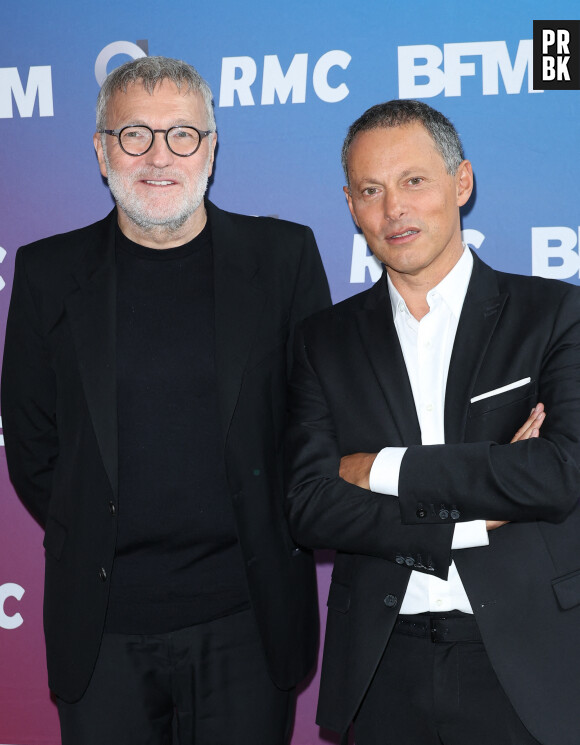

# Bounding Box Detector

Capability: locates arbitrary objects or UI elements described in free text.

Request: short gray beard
[103,145,210,234]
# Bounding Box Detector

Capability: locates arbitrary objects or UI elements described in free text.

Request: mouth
[142,179,176,186]
[388,229,419,239]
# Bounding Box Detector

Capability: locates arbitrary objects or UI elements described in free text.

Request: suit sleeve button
[384,594,398,608]
[405,556,415,567]
[450,509,460,520]
[439,508,449,519]
[99,568,107,582]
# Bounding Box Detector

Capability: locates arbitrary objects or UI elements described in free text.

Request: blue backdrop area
[1,1,578,743]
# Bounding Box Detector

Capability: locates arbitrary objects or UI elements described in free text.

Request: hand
[339,452,378,490]
[510,402,545,443]
[486,404,545,531]
[486,520,509,531]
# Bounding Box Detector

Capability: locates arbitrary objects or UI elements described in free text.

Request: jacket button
[450,509,460,520]
[99,568,107,582]
[396,554,405,565]
[109,501,116,515]
[405,556,415,567]
[439,508,449,520]
[384,594,398,608]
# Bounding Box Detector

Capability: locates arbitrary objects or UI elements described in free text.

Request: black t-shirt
[105,222,249,633]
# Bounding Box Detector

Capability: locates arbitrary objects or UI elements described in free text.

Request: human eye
[170,127,196,141]
[125,128,147,139]
[407,177,423,186]
[362,186,380,197]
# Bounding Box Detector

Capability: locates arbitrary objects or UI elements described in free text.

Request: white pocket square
[470,377,531,404]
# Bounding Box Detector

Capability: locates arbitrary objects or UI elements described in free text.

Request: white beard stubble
[103,146,211,234]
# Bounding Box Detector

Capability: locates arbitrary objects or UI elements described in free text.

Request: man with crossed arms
[285,99,580,745]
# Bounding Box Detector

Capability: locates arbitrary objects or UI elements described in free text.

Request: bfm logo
[0,66,53,118]
[532,227,580,280]
[0,583,24,630]
[398,40,538,98]
[350,229,485,283]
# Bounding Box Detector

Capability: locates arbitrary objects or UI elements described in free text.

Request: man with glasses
[2,56,329,745]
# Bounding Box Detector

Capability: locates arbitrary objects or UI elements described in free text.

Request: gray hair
[342,99,464,185]
[96,56,215,132]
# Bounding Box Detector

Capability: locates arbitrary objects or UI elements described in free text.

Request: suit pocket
[552,568,580,610]
[468,379,536,419]
[43,516,67,560]
[327,580,351,614]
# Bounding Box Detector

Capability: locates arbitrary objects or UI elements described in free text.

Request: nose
[382,189,405,221]
[144,132,174,168]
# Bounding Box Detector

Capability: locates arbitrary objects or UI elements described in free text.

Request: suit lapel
[65,212,118,497]
[444,252,508,443]
[355,274,422,446]
[207,201,266,442]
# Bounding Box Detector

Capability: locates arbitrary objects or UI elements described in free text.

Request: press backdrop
[1,1,579,743]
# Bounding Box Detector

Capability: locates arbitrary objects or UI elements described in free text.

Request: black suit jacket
[1,200,331,703]
[286,252,580,745]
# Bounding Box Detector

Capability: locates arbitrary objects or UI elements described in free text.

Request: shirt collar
[387,245,473,321]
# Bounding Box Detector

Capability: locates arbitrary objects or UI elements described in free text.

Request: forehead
[106,79,206,126]
[347,122,444,178]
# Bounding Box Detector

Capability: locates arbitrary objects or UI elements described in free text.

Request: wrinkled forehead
[347,122,443,171]
[105,80,207,126]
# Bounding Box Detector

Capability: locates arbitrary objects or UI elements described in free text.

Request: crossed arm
[339,403,546,531]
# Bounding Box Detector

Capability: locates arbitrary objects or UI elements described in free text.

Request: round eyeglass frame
[98,125,214,157]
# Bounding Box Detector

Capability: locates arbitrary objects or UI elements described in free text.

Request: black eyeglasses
[98,125,214,157]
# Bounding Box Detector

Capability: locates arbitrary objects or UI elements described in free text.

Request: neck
[117,204,207,249]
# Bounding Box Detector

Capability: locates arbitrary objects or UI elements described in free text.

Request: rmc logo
[0,583,24,630]
[0,66,53,118]
[94,41,351,107]
[398,40,539,97]
[218,51,351,106]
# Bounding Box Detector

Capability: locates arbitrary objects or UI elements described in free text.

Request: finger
[511,413,545,443]
[510,410,537,442]
[520,412,545,440]
[510,404,545,443]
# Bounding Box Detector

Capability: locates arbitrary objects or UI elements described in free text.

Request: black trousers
[57,609,294,745]
[354,612,541,745]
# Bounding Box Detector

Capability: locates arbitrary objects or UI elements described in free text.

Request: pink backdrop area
[0,467,336,745]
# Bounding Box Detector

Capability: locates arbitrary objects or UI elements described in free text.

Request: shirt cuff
[369,447,407,496]
[451,520,489,550]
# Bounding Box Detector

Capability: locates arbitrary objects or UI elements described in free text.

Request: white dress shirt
[369,247,488,614]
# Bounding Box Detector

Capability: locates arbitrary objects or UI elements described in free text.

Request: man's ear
[456,160,473,207]
[93,132,108,179]
[207,132,217,178]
